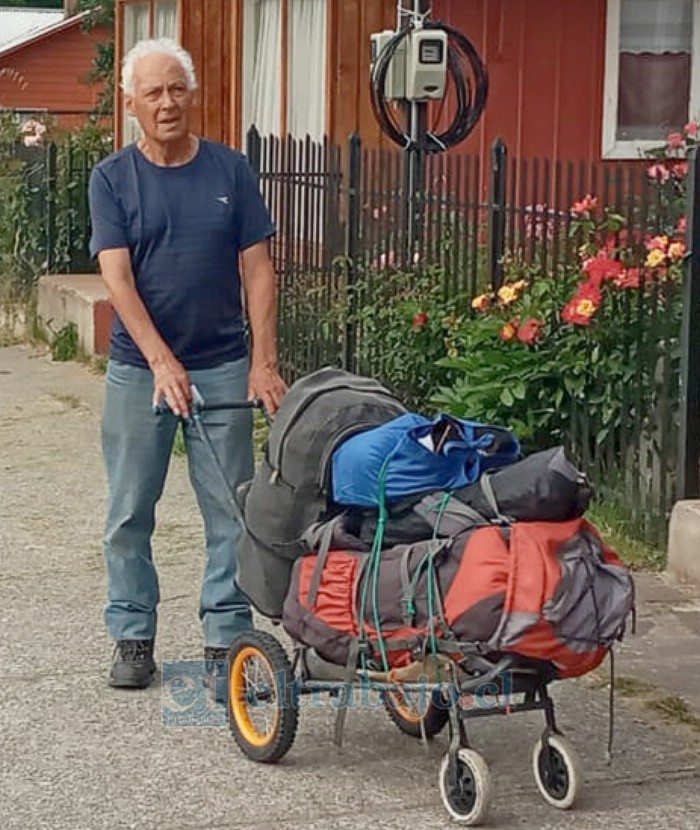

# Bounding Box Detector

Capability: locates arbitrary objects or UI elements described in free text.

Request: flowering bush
[343,267,466,409]
[433,181,684,449]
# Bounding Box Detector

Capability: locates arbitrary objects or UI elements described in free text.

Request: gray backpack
[235,367,406,618]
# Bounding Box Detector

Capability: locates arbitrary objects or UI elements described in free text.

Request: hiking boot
[109,639,156,689]
[203,646,230,706]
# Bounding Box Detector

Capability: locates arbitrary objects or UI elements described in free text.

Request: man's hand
[151,352,192,418]
[248,362,287,417]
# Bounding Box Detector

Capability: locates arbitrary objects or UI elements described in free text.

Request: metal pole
[405,0,429,262]
[678,147,700,498]
[343,132,362,372]
[45,142,57,274]
[488,138,508,290]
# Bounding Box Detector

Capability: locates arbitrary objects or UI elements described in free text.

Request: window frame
[237,0,330,145]
[603,0,700,159]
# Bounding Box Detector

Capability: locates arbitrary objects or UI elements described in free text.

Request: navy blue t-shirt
[88,139,275,369]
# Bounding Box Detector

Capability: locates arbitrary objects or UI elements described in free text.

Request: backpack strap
[399,545,417,627]
[415,492,489,535]
[305,515,345,609]
[479,471,514,524]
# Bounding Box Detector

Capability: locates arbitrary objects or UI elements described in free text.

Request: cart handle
[153,397,265,417]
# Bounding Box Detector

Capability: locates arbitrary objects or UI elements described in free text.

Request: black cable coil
[370,20,488,153]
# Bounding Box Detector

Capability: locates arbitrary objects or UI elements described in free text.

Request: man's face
[126,52,193,144]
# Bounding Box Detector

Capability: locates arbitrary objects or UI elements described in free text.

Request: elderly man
[89,38,286,692]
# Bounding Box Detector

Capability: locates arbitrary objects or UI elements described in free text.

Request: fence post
[678,147,700,499]
[246,125,261,175]
[343,132,362,373]
[488,138,508,290]
[45,141,57,274]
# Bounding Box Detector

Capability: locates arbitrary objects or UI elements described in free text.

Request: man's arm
[97,248,192,417]
[240,241,287,415]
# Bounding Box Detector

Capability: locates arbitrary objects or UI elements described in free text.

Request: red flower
[677,216,688,235]
[645,234,670,252]
[582,252,624,287]
[516,318,543,345]
[614,268,641,290]
[667,132,685,150]
[685,122,699,137]
[562,280,601,326]
[412,311,429,330]
[672,161,689,179]
[571,194,597,216]
[604,229,630,255]
[647,164,671,182]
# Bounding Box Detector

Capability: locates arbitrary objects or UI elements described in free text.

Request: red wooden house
[113,0,694,165]
[0,3,109,131]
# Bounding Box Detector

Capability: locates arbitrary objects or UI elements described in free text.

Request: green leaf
[512,380,527,400]
[500,388,514,407]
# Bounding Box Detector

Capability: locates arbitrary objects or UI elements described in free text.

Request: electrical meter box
[370,30,407,100]
[405,29,448,101]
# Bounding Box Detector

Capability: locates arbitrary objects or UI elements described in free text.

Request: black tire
[384,687,450,739]
[227,630,299,763]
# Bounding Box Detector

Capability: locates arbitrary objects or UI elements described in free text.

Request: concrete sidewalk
[0,344,698,830]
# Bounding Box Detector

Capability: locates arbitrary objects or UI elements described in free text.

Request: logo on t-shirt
[216,195,231,206]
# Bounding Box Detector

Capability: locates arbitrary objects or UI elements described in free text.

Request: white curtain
[288,0,327,141]
[620,0,692,53]
[122,2,150,144]
[123,2,150,52]
[242,0,282,140]
[154,0,179,39]
[617,0,692,139]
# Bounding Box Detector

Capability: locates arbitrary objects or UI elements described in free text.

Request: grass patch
[79,352,108,375]
[173,424,186,457]
[586,673,657,696]
[587,500,665,571]
[253,410,269,462]
[587,674,700,735]
[645,695,700,731]
[614,676,657,697]
[51,393,82,409]
[0,330,21,347]
[50,322,79,362]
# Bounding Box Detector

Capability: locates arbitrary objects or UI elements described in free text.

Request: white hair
[121,38,198,96]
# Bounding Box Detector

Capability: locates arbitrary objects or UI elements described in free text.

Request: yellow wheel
[228,631,298,763]
[384,686,450,739]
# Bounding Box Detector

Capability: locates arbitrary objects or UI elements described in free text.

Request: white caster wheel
[532,733,583,810]
[438,748,492,825]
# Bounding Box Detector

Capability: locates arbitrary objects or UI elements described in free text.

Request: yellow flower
[574,299,597,318]
[500,322,517,342]
[498,285,518,305]
[512,279,528,291]
[646,249,667,268]
[471,293,490,312]
[668,241,686,261]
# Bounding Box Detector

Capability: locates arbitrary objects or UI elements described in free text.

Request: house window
[121,0,181,144]
[241,0,327,144]
[604,0,700,158]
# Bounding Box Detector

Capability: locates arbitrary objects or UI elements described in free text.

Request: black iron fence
[247,126,700,546]
[2,127,697,545]
[0,136,106,290]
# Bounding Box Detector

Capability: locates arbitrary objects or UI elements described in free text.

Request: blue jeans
[102,358,254,647]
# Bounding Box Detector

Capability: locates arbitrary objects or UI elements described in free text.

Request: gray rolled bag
[349,446,593,547]
[234,367,406,619]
